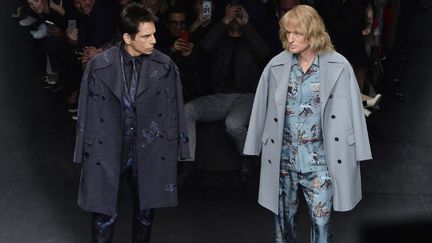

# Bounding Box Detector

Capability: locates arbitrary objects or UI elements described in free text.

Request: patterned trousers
[275,170,333,243]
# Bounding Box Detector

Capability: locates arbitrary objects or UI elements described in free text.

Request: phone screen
[180,30,189,44]
[202,1,212,18]
[68,19,77,30]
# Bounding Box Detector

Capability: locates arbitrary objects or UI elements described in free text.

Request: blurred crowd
[12,0,432,178]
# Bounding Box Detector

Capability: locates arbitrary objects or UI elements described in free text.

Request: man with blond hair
[244,5,372,243]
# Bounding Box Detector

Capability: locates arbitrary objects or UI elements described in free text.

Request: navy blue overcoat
[73,44,189,216]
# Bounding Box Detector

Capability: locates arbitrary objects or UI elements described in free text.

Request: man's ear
[123,33,132,45]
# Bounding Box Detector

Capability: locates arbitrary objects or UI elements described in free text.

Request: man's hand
[66,28,78,44]
[222,4,241,25]
[49,0,65,16]
[234,5,249,26]
[79,46,102,63]
[171,38,193,57]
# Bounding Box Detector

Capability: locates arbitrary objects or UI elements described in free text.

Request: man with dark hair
[73,3,189,243]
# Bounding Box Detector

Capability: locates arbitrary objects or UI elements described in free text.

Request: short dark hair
[163,4,190,24]
[119,3,157,39]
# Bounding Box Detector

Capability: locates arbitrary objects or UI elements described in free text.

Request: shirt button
[337,159,342,164]
[271,139,275,143]
[268,159,271,164]
[329,94,333,99]
[331,115,336,119]
[274,118,278,122]
[335,137,339,141]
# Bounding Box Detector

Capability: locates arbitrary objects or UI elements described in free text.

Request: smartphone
[180,30,189,44]
[67,19,77,30]
[202,0,212,18]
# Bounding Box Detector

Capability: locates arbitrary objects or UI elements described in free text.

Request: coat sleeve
[347,63,372,161]
[173,62,190,160]
[243,64,271,155]
[73,60,93,164]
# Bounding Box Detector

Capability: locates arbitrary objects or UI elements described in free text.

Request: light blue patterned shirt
[280,55,327,173]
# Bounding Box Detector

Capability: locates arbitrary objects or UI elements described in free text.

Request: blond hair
[279,5,334,54]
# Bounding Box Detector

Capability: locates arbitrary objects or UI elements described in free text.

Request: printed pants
[275,170,333,243]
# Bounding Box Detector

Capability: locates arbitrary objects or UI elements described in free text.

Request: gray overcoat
[73,45,189,216]
[243,51,372,214]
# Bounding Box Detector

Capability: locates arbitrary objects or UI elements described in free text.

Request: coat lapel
[319,53,343,116]
[98,50,123,100]
[136,51,169,98]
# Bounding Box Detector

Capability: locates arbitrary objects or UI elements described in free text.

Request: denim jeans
[184,93,254,161]
[275,170,333,243]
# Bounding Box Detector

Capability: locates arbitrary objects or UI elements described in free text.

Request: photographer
[181,1,271,180]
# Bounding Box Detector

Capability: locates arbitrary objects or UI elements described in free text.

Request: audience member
[162,5,202,101]
[182,2,270,180]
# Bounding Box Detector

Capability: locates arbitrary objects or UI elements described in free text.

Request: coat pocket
[261,133,269,145]
[347,133,355,146]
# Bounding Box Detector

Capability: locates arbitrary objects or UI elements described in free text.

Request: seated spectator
[182,2,271,180]
[162,5,202,101]
[26,0,70,89]
[66,0,120,119]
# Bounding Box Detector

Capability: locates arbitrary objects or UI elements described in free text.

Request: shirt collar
[121,44,144,65]
[291,55,319,68]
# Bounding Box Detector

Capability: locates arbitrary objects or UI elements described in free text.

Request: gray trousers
[184,93,254,161]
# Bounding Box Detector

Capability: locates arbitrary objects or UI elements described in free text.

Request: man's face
[277,0,299,19]
[284,23,310,55]
[124,22,157,56]
[74,0,95,15]
[27,0,46,14]
[166,13,187,38]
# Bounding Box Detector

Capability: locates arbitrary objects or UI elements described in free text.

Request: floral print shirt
[280,55,327,173]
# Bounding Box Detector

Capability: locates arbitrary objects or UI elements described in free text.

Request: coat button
[331,115,336,119]
[271,139,275,143]
[335,137,339,141]
[337,159,342,164]
[102,96,106,101]
[96,162,101,165]
[329,94,333,99]
[98,140,103,145]
[274,118,278,122]
[268,159,271,164]
[84,152,90,158]
[100,118,104,123]
[161,156,166,160]
[157,113,162,117]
